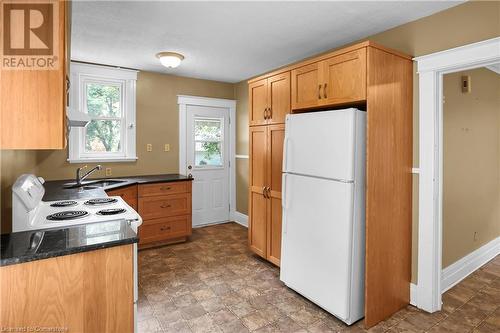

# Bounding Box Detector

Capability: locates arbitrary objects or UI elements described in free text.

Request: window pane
[194,118,223,167]
[195,141,222,166]
[194,119,221,141]
[85,120,121,152]
[86,83,121,117]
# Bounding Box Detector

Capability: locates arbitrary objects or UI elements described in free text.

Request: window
[68,63,137,163]
[194,118,224,167]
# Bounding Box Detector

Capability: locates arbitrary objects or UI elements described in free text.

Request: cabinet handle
[262,186,267,198]
[160,226,171,232]
[160,204,171,208]
[268,107,272,120]
[264,107,269,119]
[324,83,327,98]
[160,186,171,191]
[266,187,271,198]
[318,84,322,99]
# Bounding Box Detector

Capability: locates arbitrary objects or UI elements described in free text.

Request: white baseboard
[231,211,248,228]
[410,283,417,306]
[441,237,500,293]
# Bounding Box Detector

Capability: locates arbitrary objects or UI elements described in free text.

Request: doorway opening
[441,67,500,293]
[415,37,500,312]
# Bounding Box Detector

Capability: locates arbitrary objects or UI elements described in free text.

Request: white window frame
[68,62,138,163]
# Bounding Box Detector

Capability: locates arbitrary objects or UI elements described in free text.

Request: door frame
[178,95,237,225]
[414,37,500,312]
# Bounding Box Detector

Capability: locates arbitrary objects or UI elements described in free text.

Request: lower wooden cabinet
[106,181,192,248]
[106,185,138,210]
[249,124,285,266]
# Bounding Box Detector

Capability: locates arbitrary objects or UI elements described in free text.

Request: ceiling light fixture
[156,52,184,68]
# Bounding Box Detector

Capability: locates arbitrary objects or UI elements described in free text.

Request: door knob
[188,165,192,170]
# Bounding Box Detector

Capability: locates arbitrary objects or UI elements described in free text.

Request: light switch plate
[164,144,170,152]
[147,144,153,152]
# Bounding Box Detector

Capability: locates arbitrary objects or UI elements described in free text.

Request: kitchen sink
[63,179,127,189]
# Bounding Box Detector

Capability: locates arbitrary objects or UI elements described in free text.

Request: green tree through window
[85,83,122,152]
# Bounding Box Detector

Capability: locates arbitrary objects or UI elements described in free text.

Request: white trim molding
[231,211,248,228]
[442,237,500,293]
[410,283,417,307]
[177,95,237,225]
[414,37,500,313]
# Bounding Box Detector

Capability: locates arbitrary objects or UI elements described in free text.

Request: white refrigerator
[280,108,366,325]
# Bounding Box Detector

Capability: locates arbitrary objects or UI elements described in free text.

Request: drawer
[139,215,191,244]
[138,193,190,220]
[138,181,189,197]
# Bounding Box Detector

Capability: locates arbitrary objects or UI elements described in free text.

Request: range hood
[66,108,90,127]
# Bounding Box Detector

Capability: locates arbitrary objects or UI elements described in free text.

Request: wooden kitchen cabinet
[291,62,322,110]
[106,185,138,211]
[249,72,290,126]
[137,181,192,248]
[248,126,268,257]
[248,124,285,266]
[0,0,70,149]
[322,49,366,105]
[106,181,193,249]
[291,48,366,110]
[248,41,413,327]
[0,245,134,332]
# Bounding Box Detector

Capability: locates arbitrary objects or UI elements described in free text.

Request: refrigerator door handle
[283,136,290,172]
[282,173,288,234]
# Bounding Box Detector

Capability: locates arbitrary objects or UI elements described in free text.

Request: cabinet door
[291,63,321,110]
[268,73,290,124]
[248,126,268,257]
[321,48,367,105]
[0,1,68,149]
[266,124,285,266]
[249,79,268,126]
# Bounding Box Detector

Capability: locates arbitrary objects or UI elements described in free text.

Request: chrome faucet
[76,165,102,186]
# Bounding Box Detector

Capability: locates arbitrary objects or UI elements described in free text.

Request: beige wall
[0,71,235,232]
[234,1,500,283]
[234,81,249,214]
[442,68,500,268]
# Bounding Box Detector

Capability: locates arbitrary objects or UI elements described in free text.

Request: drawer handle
[160,204,171,208]
[160,226,171,231]
[160,186,172,191]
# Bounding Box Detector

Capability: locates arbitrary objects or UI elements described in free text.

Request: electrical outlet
[164,144,170,152]
[147,144,153,152]
[105,168,112,176]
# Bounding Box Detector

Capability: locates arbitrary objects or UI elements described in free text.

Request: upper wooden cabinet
[0,1,70,149]
[291,49,366,110]
[249,72,290,126]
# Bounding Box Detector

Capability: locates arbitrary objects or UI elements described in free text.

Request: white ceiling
[71,1,463,83]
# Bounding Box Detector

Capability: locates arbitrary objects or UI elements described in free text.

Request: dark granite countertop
[42,173,192,201]
[1,219,138,266]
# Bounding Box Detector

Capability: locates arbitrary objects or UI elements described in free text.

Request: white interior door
[186,105,230,227]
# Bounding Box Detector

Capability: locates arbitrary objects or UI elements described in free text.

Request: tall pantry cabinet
[248,72,290,266]
[247,41,413,328]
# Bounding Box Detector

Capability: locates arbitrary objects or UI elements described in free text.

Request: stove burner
[96,208,126,216]
[84,198,118,206]
[50,200,78,208]
[47,210,89,221]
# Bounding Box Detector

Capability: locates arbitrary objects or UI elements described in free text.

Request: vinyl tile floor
[138,222,500,333]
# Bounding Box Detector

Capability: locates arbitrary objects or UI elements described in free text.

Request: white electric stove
[12,174,142,332]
